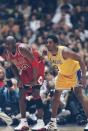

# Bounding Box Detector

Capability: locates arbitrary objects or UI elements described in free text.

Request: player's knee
[32,85,41,97]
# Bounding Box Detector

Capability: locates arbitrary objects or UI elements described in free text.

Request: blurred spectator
[18,0,31,19]
[1,17,21,40]
[27,29,37,45]
[74,28,88,42]
[52,0,73,28]
[71,5,83,29]
[30,14,41,32]
[58,31,67,45]
[36,36,45,47]
[0,66,6,110]
[3,78,19,115]
[4,61,15,79]
[0,66,6,88]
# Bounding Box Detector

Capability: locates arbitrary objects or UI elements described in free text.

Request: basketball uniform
[6,43,44,86]
[32,48,45,85]
[47,46,80,90]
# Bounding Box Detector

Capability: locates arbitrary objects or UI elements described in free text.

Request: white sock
[51,118,56,122]
[21,118,27,123]
[37,119,44,126]
[30,114,37,121]
[38,119,43,122]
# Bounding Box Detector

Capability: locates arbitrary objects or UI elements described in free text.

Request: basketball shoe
[14,118,29,131]
[45,120,58,131]
[32,119,45,131]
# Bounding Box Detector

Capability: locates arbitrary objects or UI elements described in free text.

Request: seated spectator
[18,0,31,19]
[0,66,6,89]
[0,66,6,110]
[0,65,19,115]
[1,17,21,40]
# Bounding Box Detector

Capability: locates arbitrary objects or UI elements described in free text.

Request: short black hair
[47,35,58,44]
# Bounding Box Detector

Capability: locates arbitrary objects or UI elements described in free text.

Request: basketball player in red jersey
[1,36,45,131]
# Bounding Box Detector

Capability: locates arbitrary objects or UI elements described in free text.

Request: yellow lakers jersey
[48,46,80,76]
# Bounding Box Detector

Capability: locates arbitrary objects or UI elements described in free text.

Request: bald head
[5,36,17,52]
[6,36,16,44]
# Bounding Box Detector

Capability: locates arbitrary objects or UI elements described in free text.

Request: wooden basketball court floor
[0,125,85,131]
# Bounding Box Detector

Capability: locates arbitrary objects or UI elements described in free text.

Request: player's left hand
[29,80,38,86]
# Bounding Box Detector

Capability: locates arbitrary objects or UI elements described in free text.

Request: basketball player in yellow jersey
[44,35,87,131]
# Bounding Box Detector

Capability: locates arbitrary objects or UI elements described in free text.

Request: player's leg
[14,87,29,131]
[45,90,61,131]
[26,95,37,126]
[31,85,45,130]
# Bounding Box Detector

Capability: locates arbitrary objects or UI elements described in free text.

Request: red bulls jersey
[6,43,44,85]
[32,48,45,85]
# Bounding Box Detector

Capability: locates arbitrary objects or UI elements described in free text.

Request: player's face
[5,42,14,51]
[46,38,55,51]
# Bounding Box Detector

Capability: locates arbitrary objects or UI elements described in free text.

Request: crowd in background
[0,0,88,126]
[0,0,88,73]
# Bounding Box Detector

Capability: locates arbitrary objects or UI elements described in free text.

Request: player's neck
[51,47,58,56]
[11,46,16,55]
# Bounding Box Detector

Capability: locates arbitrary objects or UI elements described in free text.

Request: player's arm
[19,44,38,84]
[10,63,21,86]
[62,47,86,87]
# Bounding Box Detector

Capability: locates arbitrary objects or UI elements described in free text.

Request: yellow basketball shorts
[54,73,78,90]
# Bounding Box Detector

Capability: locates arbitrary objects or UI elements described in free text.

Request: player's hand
[29,80,38,86]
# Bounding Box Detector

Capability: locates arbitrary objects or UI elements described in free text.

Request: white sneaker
[28,114,37,125]
[84,123,88,131]
[32,119,45,130]
[14,118,29,131]
[45,121,58,131]
[29,114,37,121]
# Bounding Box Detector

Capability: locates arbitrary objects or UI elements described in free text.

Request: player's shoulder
[17,43,30,50]
[59,45,69,52]
[59,45,66,50]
